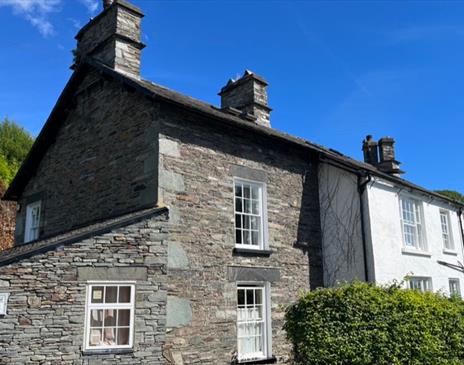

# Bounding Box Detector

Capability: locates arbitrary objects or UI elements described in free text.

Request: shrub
[284,282,464,365]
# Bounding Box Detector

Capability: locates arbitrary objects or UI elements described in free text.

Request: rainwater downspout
[358,173,372,282]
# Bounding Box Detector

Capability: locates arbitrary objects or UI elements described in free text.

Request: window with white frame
[234,180,266,249]
[24,201,41,243]
[449,278,461,297]
[400,197,426,250]
[408,277,432,292]
[84,283,135,351]
[440,210,454,251]
[237,284,271,362]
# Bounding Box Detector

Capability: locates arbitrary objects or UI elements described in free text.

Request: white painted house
[319,135,464,297]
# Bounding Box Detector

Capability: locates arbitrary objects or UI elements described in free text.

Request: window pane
[236,229,242,244]
[103,327,116,345]
[235,198,243,212]
[235,185,242,198]
[251,231,259,246]
[250,216,259,230]
[117,327,130,345]
[235,214,242,228]
[91,286,104,304]
[238,289,245,306]
[90,309,103,327]
[251,186,259,200]
[119,286,131,303]
[246,289,254,305]
[104,309,117,326]
[89,328,102,346]
[252,200,259,215]
[105,286,118,303]
[245,231,251,245]
[244,186,251,199]
[244,199,251,214]
[243,216,250,229]
[118,309,131,326]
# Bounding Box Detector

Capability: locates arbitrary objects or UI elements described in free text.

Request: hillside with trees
[0,118,34,250]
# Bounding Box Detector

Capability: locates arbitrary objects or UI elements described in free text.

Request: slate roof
[3,59,463,209]
[0,207,168,267]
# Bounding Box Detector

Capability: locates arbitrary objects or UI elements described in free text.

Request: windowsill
[82,348,134,356]
[401,248,432,257]
[443,249,458,256]
[233,247,273,257]
[237,356,277,364]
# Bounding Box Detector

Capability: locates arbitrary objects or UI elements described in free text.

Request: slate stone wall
[157,105,322,364]
[15,72,158,243]
[0,212,168,364]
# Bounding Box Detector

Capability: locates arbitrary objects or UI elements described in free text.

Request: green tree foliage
[284,282,464,365]
[0,118,34,186]
[435,190,464,203]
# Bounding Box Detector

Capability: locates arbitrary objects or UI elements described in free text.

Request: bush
[284,282,464,365]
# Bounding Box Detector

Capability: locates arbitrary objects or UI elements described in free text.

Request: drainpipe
[357,173,372,282]
[458,209,464,260]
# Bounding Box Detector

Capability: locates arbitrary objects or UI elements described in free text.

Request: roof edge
[0,206,168,267]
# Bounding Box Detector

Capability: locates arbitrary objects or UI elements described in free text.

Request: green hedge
[284,282,464,365]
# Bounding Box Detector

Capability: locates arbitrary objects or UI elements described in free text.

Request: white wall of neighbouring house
[366,178,464,295]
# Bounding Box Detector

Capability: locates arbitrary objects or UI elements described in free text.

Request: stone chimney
[72,0,145,79]
[218,70,272,128]
[362,135,379,166]
[362,135,404,176]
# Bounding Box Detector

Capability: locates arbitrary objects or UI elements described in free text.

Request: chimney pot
[218,70,272,128]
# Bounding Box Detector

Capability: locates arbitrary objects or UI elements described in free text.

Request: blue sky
[1,0,463,193]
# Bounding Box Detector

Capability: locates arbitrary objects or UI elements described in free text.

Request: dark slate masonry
[0,209,168,364]
[1,0,324,364]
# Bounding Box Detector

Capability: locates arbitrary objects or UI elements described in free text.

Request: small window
[237,284,271,362]
[84,283,135,351]
[408,277,432,292]
[449,278,461,298]
[440,210,454,251]
[24,201,41,243]
[234,179,266,250]
[400,197,426,251]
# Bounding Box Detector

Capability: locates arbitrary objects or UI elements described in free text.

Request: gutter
[357,173,372,283]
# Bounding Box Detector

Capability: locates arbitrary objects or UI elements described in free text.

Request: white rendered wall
[319,164,366,286]
[366,178,464,295]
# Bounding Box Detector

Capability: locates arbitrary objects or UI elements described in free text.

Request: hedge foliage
[284,282,464,365]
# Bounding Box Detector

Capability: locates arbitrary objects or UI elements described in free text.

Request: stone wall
[15,72,158,243]
[157,105,322,364]
[0,211,168,364]
[0,184,15,251]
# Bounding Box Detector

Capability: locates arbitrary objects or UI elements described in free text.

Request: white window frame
[83,281,136,351]
[233,178,268,250]
[236,282,272,362]
[24,201,41,243]
[399,197,427,251]
[440,210,455,251]
[449,278,461,297]
[408,277,432,292]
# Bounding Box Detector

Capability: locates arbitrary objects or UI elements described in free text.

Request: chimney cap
[218,69,268,95]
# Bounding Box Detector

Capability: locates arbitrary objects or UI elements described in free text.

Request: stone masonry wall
[0,212,168,364]
[0,184,16,251]
[157,105,322,364]
[15,71,158,243]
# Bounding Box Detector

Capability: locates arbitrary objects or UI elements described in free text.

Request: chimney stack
[219,70,272,128]
[72,0,145,79]
[362,135,404,176]
[362,135,379,166]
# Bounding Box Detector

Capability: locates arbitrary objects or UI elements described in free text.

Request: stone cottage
[0,0,332,363]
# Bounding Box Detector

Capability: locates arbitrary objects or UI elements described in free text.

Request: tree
[435,190,464,203]
[0,117,34,186]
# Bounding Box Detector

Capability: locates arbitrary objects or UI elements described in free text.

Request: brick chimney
[362,135,404,176]
[362,135,379,166]
[219,70,272,128]
[72,0,145,79]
